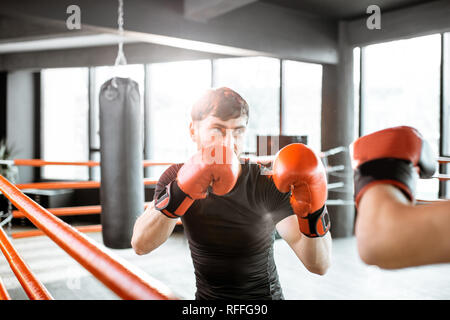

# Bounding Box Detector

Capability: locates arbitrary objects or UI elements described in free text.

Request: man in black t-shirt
[131,87,332,299]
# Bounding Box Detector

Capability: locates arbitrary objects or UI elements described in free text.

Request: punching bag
[99,77,144,249]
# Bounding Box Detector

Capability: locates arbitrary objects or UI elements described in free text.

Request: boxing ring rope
[0,159,175,167]
[0,153,448,167]
[417,199,450,204]
[14,175,446,191]
[434,174,450,181]
[15,178,157,190]
[11,203,182,239]
[13,205,106,218]
[437,156,450,164]
[11,202,183,221]
[11,224,102,239]
[0,225,53,300]
[0,175,177,300]
[0,276,11,300]
[11,221,184,240]
[13,203,150,218]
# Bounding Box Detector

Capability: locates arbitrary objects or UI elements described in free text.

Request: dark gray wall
[346,0,450,46]
[321,22,356,238]
[0,72,6,140]
[6,70,35,183]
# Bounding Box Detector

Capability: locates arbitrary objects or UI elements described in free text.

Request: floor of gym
[1,223,450,300]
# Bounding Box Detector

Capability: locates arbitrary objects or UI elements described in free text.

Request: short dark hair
[191,87,249,123]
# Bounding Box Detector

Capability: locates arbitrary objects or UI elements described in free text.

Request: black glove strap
[353,158,415,201]
[300,205,331,238]
[155,180,192,219]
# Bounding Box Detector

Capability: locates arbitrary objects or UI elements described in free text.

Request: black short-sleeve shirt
[154,161,294,300]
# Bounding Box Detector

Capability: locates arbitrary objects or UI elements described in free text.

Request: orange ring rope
[11,224,103,239]
[16,181,101,190]
[142,160,176,167]
[0,276,11,300]
[417,199,450,204]
[11,219,183,240]
[433,174,450,181]
[13,205,102,218]
[438,157,450,164]
[13,202,183,224]
[3,155,447,167]
[8,159,174,167]
[13,202,157,218]
[0,226,53,300]
[15,179,157,190]
[13,159,100,167]
[0,175,176,300]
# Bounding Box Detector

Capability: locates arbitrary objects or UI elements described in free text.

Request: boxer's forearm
[356,184,450,269]
[292,231,332,275]
[276,214,332,275]
[131,201,177,255]
[301,232,332,275]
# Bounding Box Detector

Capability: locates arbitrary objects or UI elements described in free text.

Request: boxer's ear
[189,121,197,143]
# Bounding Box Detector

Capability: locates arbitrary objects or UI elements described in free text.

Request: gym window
[40,57,327,181]
[213,57,281,155]
[281,60,323,153]
[41,67,89,181]
[361,34,442,200]
[146,60,212,179]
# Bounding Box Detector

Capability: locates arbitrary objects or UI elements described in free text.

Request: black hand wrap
[155,180,193,219]
[298,205,331,238]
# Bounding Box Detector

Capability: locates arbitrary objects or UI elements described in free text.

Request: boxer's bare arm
[131,201,178,255]
[355,184,450,269]
[276,215,332,275]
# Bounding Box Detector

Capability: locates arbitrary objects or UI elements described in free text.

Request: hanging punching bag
[99,77,144,249]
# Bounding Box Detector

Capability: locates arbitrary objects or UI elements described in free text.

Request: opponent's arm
[350,126,450,269]
[273,143,332,275]
[356,184,450,269]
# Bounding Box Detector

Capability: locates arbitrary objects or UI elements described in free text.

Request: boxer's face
[190,115,247,157]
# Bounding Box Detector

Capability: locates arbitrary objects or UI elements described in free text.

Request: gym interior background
[0,0,449,300]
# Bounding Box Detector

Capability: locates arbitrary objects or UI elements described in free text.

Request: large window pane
[282,60,322,152]
[363,34,441,200]
[41,68,89,180]
[214,57,280,155]
[148,60,212,178]
[92,64,145,180]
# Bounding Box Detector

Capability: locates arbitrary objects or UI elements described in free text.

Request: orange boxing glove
[155,144,240,218]
[350,126,436,206]
[272,143,330,237]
